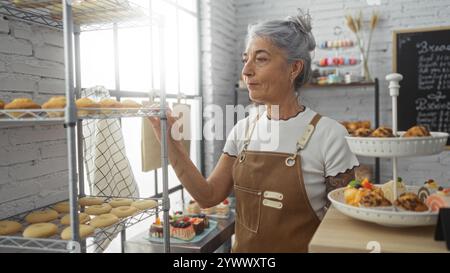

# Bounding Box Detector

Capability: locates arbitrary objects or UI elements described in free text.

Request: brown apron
[232,113,322,253]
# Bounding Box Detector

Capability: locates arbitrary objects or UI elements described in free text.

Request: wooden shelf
[304,82,376,88]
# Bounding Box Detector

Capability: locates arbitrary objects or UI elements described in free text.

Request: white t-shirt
[223,107,359,220]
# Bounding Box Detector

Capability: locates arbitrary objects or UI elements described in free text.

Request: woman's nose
[242,61,255,78]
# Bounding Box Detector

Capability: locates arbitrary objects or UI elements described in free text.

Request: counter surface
[309,207,449,253]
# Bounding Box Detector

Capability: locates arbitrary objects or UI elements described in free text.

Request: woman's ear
[291,60,304,80]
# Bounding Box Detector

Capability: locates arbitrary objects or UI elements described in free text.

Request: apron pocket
[234,185,262,234]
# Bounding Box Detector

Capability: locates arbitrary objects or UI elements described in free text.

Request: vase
[360,52,372,82]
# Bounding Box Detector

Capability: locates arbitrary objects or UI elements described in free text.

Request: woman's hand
[147,108,179,144]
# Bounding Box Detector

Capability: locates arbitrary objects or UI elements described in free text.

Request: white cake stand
[330,73,449,227]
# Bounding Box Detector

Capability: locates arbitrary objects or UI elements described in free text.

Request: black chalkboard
[394,27,450,146]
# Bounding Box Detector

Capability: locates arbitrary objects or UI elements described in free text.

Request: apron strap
[285,114,322,167]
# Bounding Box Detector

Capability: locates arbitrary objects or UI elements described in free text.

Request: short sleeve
[322,121,359,177]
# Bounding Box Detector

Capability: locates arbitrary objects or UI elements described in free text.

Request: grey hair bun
[286,9,316,52]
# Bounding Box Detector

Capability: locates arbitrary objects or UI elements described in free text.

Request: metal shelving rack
[0,0,171,253]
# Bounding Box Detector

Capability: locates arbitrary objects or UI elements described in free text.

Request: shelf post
[62,0,80,243]
[386,73,403,202]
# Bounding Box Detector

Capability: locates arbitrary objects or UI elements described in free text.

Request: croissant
[403,125,430,137]
[370,127,394,137]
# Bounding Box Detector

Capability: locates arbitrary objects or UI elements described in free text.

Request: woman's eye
[256,57,268,63]
[242,58,248,64]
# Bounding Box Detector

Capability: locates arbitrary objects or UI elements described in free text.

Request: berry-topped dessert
[170,217,196,241]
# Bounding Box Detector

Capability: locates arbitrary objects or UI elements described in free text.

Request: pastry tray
[345,132,449,158]
[0,196,161,252]
[146,220,218,244]
[0,107,161,121]
[328,186,438,227]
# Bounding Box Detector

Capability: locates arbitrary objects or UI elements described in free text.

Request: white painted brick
[9,126,66,145]
[0,143,40,166]
[0,34,32,56]
[0,197,35,219]
[42,30,64,47]
[0,17,9,34]
[38,78,65,94]
[10,59,64,79]
[0,180,40,203]
[34,45,64,64]
[10,157,67,181]
[0,166,11,185]
[0,73,37,92]
[36,189,69,206]
[40,141,67,159]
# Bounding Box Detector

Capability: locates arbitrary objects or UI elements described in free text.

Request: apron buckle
[239,153,246,163]
[285,155,296,167]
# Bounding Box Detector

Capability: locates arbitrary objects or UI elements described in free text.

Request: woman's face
[242,37,296,104]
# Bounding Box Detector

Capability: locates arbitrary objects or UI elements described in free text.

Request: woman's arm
[148,114,235,208]
[324,167,356,208]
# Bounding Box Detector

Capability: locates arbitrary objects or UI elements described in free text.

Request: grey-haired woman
[149,10,358,252]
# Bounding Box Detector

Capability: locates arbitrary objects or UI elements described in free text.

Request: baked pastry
[60,212,90,225]
[186,200,201,214]
[418,179,440,202]
[110,206,138,218]
[42,96,66,117]
[370,126,394,137]
[0,99,4,109]
[425,188,450,212]
[346,122,359,134]
[75,97,100,117]
[403,125,431,137]
[394,192,429,212]
[61,224,95,240]
[23,223,58,238]
[170,219,196,241]
[359,188,392,207]
[5,98,41,118]
[358,120,371,129]
[381,178,406,203]
[0,220,22,235]
[149,217,164,238]
[215,199,230,216]
[352,128,373,137]
[78,196,106,206]
[52,201,80,213]
[85,203,112,215]
[121,99,142,108]
[99,98,122,114]
[25,209,59,224]
[131,199,158,210]
[109,198,133,208]
[90,213,119,228]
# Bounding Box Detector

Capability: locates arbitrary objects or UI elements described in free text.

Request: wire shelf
[0,236,80,253]
[0,107,161,122]
[0,196,161,253]
[0,0,152,31]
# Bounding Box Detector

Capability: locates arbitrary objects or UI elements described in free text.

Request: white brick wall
[0,17,67,219]
[201,0,238,175]
[201,0,450,185]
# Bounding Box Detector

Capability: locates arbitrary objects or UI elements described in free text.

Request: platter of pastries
[328,178,450,227]
[0,97,160,120]
[341,121,448,157]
